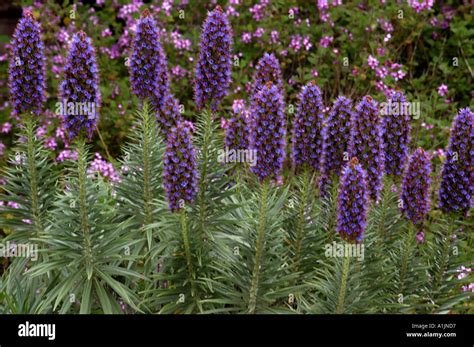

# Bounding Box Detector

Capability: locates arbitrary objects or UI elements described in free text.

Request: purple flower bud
[249,82,286,182]
[130,9,169,105]
[163,121,199,212]
[291,81,324,172]
[60,31,101,139]
[382,91,411,176]
[158,93,183,137]
[224,100,251,151]
[251,53,283,97]
[438,108,474,214]
[8,11,46,116]
[194,6,232,111]
[320,96,354,195]
[401,148,431,225]
[349,96,384,201]
[336,158,368,243]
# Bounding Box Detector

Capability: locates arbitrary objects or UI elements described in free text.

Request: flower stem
[293,170,311,277]
[248,181,269,314]
[24,116,43,238]
[433,215,456,293]
[197,110,213,230]
[336,253,351,314]
[141,103,154,249]
[95,124,114,164]
[399,222,415,295]
[180,208,196,297]
[76,138,94,280]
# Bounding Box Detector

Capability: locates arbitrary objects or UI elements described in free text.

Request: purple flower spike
[401,148,431,225]
[8,11,46,116]
[158,93,183,137]
[320,96,354,195]
[349,95,385,201]
[438,108,474,214]
[130,9,169,106]
[60,31,101,139]
[250,82,286,183]
[194,6,232,111]
[291,81,325,172]
[336,157,369,243]
[163,121,199,212]
[224,100,251,151]
[382,91,411,177]
[251,53,283,97]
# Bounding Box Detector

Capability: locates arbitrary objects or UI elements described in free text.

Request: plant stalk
[248,181,269,314]
[336,253,351,314]
[180,208,196,297]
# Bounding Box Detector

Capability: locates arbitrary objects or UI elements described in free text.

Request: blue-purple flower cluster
[8,11,46,116]
[382,91,411,177]
[158,93,183,137]
[60,31,101,139]
[224,101,251,151]
[438,108,474,214]
[194,6,232,111]
[129,9,169,106]
[336,157,368,243]
[249,82,286,182]
[320,96,354,195]
[163,121,199,212]
[251,53,283,97]
[349,96,384,201]
[400,148,431,225]
[291,81,325,171]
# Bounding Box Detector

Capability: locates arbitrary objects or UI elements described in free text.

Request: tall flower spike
[250,82,286,182]
[130,9,169,106]
[251,53,283,97]
[224,100,251,152]
[320,96,354,195]
[400,148,431,225]
[194,6,232,111]
[438,108,474,214]
[336,157,369,243]
[349,95,384,201]
[291,81,325,172]
[158,93,183,137]
[382,91,411,177]
[163,121,199,212]
[60,31,101,139]
[8,11,46,116]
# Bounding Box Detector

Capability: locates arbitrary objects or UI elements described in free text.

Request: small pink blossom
[437,84,448,97]
[368,55,379,69]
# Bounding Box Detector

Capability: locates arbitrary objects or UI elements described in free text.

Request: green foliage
[115,103,166,264]
[26,140,140,313]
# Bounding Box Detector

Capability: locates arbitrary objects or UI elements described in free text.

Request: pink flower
[375,66,388,79]
[368,55,379,69]
[416,231,425,244]
[270,30,280,44]
[101,28,112,37]
[319,35,333,48]
[44,137,57,150]
[241,32,252,43]
[437,84,448,97]
[1,122,12,134]
[253,28,264,38]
